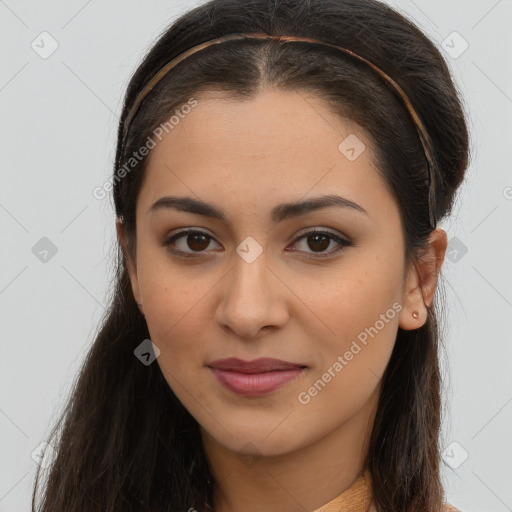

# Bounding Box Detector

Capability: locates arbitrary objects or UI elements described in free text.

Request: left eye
[163,228,352,258]
[290,229,352,257]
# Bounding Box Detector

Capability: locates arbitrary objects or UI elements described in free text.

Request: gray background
[1,1,511,511]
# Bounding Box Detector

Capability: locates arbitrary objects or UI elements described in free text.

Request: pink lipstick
[207,357,307,396]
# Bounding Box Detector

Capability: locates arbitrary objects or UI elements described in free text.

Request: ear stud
[412,311,419,319]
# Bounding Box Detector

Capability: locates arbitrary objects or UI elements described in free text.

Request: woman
[32,0,469,510]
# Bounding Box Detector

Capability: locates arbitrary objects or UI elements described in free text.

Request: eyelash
[162,228,352,259]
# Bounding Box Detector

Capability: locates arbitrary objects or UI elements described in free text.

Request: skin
[117,88,447,512]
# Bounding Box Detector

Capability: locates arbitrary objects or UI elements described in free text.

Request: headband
[121,32,437,229]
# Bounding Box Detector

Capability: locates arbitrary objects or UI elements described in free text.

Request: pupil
[308,234,329,252]
[188,234,209,251]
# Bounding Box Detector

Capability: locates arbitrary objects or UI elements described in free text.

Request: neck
[201,386,379,512]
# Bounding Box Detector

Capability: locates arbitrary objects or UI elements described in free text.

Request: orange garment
[312,469,461,512]
[312,469,372,512]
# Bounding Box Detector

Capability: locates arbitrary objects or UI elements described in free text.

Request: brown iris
[306,234,330,252]
[186,233,210,251]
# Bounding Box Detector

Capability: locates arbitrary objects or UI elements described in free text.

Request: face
[121,88,443,458]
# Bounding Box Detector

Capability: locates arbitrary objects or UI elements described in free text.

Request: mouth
[207,357,308,396]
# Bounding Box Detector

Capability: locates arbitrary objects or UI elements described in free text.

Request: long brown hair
[32,0,470,510]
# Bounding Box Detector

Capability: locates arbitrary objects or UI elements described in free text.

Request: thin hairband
[121,32,437,229]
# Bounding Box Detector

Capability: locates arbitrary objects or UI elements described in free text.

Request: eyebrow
[148,194,368,223]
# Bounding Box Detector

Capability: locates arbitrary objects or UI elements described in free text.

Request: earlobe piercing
[412,310,419,319]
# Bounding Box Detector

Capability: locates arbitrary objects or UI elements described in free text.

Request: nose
[214,250,290,339]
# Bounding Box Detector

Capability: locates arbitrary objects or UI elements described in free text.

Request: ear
[399,228,448,330]
[116,218,141,306]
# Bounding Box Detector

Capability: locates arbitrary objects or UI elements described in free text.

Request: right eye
[162,229,222,258]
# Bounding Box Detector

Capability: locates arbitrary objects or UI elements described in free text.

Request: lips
[207,357,307,396]
[207,357,307,373]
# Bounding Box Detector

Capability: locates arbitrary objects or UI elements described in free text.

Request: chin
[203,421,305,459]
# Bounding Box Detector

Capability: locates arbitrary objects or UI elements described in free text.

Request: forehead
[138,88,396,224]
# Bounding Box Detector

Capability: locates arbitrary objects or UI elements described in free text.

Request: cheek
[144,282,210,353]
[303,253,402,388]
[297,300,399,435]
[136,248,213,353]
[306,253,402,338]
